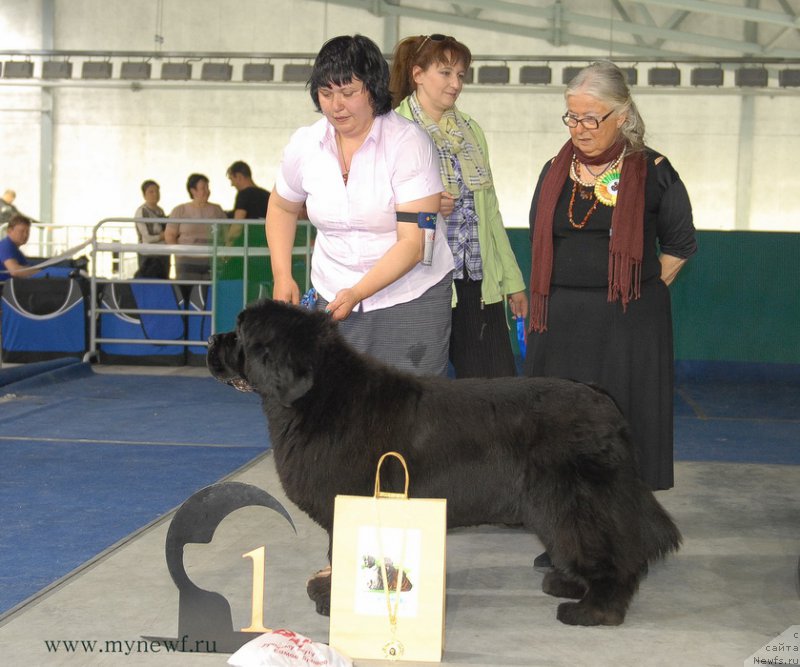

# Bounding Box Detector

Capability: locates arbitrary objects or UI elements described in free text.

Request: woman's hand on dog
[326,287,363,321]
[273,277,301,305]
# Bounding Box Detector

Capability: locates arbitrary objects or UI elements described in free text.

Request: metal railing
[84,217,312,361]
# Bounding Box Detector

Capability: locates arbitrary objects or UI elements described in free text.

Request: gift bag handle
[374,451,410,499]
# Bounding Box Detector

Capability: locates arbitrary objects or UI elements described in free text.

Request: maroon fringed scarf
[529,139,647,333]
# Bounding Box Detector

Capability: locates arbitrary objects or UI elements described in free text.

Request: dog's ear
[238,300,322,407]
[242,343,313,407]
[273,360,314,407]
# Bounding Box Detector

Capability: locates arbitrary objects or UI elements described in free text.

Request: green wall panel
[506,229,800,365]
[669,231,799,364]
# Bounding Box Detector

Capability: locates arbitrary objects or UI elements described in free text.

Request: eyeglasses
[561,110,614,129]
[415,34,453,54]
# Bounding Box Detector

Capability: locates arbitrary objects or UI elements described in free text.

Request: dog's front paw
[306,566,332,617]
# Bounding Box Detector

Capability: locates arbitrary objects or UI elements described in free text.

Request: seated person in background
[0,215,39,284]
[0,190,20,225]
[165,173,226,282]
[134,179,170,279]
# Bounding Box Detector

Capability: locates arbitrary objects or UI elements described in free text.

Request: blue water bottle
[516,316,527,360]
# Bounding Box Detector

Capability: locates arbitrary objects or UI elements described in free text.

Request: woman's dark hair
[389,35,472,108]
[140,179,159,196]
[309,34,392,116]
[186,173,209,198]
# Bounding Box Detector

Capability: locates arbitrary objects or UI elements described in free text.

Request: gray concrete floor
[1,445,797,667]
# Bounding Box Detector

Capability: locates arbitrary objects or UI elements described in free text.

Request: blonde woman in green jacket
[390,35,527,378]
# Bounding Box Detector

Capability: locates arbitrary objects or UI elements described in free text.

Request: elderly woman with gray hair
[525,61,697,508]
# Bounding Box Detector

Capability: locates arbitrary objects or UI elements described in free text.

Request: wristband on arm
[396,212,437,266]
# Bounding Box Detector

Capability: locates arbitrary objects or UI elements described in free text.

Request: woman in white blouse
[266,35,455,376]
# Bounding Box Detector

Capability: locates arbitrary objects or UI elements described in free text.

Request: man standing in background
[222,161,271,289]
[225,161,270,245]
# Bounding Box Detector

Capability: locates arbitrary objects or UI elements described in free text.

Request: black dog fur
[207,299,681,626]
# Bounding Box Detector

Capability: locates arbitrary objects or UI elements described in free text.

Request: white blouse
[275,111,454,312]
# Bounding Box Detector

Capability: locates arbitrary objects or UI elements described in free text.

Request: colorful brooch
[595,170,621,206]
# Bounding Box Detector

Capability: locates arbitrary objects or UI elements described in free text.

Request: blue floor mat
[0,373,268,447]
[0,441,263,612]
[673,362,800,465]
[674,417,800,465]
[0,363,271,613]
[677,381,799,421]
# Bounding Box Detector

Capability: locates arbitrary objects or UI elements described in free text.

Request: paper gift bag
[329,452,447,662]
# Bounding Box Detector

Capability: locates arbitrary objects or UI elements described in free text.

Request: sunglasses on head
[415,33,454,54]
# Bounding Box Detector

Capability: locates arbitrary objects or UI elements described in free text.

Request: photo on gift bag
[362,556,414,592]
[354,526,421,616]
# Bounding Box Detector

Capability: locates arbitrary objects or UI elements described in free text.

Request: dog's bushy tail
[636,482,682,563]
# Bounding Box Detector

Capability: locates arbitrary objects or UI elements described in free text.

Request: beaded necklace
[567,180,600,229]
[568,150,625,229]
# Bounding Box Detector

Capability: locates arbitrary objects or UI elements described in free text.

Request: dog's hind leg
[306,565,332,616]
[555,570,639,626]
[542,569,587,600]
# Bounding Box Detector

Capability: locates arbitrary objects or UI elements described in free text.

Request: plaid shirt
[446,152,482,281]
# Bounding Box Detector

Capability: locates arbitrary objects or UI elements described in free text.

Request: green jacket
[396,98,526,305]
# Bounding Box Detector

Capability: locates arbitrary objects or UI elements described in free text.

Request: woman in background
[390,34,527,378]
[165,173,226,282]
[526,61,696,497]
[134,179,169,279]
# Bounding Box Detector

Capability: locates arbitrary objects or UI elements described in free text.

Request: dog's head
[207,299,333,407]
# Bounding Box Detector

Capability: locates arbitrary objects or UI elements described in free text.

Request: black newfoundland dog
[207,299,680,626]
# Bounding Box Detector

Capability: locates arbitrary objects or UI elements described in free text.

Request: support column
[735,0,759,231]
[734,96,755,230]
[39,0,55,226]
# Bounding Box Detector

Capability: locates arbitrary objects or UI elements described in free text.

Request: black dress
[524,149,696,490]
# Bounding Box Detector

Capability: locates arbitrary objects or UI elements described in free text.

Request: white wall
[0,0,797,233]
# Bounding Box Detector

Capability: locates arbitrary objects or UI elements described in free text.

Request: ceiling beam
[369,1,689,57]
[307,0,800,58]
[641,0,800,29]
[561,6,765,54]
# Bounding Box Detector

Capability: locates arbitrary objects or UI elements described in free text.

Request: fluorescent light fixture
[282,64,313,82]
[161,63,192,80]
[690,67,724,86]
[42,61,73,79]
[477,66,510,84]
[81,62,113,79]
[562,66,582,84]
[621,67,638,86]
[779,69,800,87]
[519,66,552,85]
[242,63,274,82]
[3,62,34,78]
[648,68,680,86]
[735,68,768,87]
[201,63,232,81]
[120,62,151,80]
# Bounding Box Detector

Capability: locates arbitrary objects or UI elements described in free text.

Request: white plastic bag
[227,629,352,667]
